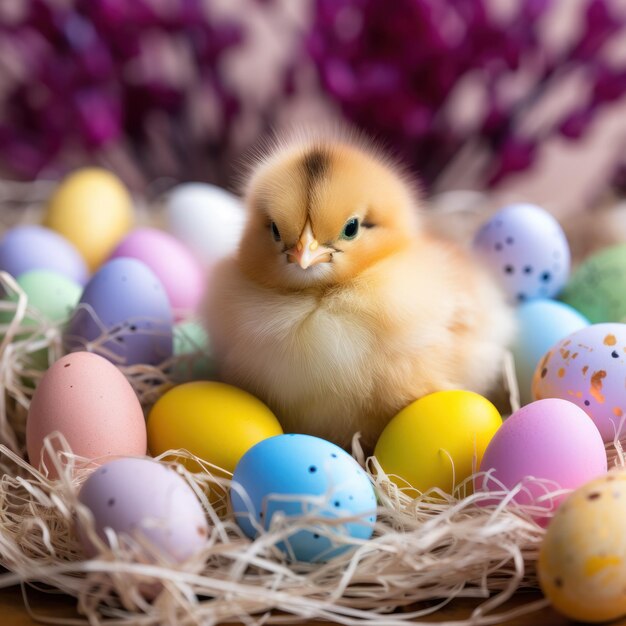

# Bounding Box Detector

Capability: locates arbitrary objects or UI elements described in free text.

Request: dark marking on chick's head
[301,149,330,184]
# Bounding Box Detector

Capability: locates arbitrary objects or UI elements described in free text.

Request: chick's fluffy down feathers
[206,131,514,451]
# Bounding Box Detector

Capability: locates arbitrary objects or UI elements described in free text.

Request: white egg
[166,183,246,267]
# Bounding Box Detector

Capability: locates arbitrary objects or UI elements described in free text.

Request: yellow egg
[44,168,133,270]
[374,390,502,496]
[538,472,626,623]
[147,381,283,475]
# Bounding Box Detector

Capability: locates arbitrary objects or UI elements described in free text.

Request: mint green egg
[560,244,626,323]
[0,269,82,328]
[0,269,82,373]
[172,320,214,381]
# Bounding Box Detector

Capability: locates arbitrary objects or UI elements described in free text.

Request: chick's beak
[286,220,334,269]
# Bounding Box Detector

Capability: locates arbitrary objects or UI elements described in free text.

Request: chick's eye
[270,221,281,242]
[341,218,359,240]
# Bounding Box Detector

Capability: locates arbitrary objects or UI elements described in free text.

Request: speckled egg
[0,225,88,285]
[473,203,570,304]
[64,257,173,366]
[512,300,589,405]
[538,471,626,622]
[108,228,205,320]
[26,352,147,476]
[533,323,626,441]
[560,244,626,323]
[231,434,377,562]
[477,399,607,516]
[78,457,208,564]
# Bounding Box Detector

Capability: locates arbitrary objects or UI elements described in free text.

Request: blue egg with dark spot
[231,434,376,562]
[64,257,173,366]
[473,203,570,304]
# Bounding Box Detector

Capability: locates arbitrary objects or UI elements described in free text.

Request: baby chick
[206,130,514,452]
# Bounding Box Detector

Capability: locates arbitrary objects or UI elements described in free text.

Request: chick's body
[207,134,513,451]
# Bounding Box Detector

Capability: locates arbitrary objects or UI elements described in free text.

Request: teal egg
[512,300,589,405]
[560,244,626,322]
[172,320,214,381]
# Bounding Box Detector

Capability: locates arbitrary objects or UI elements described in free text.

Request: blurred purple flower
[302,0,626,188]
[559,107,596,139]
[0,0,248,183]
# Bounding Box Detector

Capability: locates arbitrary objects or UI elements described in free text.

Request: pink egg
[109,227,205,320]
[477,399,607,516]
[26,352,147,476]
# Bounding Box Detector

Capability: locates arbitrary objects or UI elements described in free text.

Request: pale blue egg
[230,434,376,563]
[512,299,589,405]
[64,258,173,366]
[473,204,570,304]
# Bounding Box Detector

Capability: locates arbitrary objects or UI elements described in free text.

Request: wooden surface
[0,585,616,625]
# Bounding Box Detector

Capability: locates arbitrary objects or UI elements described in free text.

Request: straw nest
[0,184,624,626]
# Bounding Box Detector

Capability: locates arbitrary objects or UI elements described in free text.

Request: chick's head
[238,139,421,290]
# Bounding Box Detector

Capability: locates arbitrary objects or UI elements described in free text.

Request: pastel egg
[109,228,205,320]
[0,225,88,284]
[560,244,626,323]
[0,270,82,371]
[473,203,570,304]
[147,381,283,475]
[533,323,626,441]
[172,320,214,382]
[44,168,134,270]
[512,300,589,405]
[78,457,208,564]
[477,399,607,515]
[538,471,626,623]
[5,269,82,327]
[26,352,147,476]
[165,183,245,267]
[231,434,376,562]
[374,390,502,496]
[64,258,173,366]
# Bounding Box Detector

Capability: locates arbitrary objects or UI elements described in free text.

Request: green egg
[172,320,214,382]
[0,269,82,329]
[0,269,82,373]
[560,244,626,323]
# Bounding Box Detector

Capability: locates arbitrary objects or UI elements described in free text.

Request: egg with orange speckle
[533,323,626,442]
[538,471,626,623]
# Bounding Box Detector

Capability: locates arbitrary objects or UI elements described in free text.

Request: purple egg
[108,227,205,321]
[78,457,208,563]
[64,257,173,366]
[0,225,88,284]
[473,203,570,304]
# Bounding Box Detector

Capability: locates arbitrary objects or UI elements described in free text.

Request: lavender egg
[473,203,570,304]
[533,323,626,442]
[65,257,173,366]
[78,457,208,563]
[0,225,88,285]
